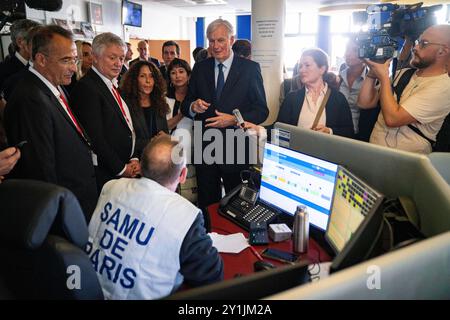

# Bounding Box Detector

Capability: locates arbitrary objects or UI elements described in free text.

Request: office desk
[208,203,331,280]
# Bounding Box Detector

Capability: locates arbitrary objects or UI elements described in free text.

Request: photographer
[357,25,450,154]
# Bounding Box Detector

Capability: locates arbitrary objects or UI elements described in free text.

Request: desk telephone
[219,184,279,231]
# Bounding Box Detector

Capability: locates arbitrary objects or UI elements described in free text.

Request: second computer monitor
[325,166,384,272]
[259,143,338,231]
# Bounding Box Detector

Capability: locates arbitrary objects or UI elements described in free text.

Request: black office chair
[0,179,104,300]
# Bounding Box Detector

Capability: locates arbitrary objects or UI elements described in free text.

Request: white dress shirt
[92,66,137,175]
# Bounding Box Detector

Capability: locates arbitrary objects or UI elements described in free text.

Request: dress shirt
[298,82,333,135]
[15,51,28,66]
[29,67,76,124]
[91,66,137,175]
[189,51,235,117]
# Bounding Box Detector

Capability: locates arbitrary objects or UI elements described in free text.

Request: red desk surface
[208,203,331,280]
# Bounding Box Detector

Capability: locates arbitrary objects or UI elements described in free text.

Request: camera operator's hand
[365,58,392,83]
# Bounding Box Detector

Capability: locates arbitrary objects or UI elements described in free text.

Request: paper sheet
[208,232,249,254]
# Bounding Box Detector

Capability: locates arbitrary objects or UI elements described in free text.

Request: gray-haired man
[0,19,41,97]
[70,32,139,191]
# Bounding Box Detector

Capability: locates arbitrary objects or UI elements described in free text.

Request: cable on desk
[308,263,321,282]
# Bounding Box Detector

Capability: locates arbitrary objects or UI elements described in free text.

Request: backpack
[393,68,450,152]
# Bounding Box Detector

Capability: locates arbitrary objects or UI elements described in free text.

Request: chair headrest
[0,180,88,249]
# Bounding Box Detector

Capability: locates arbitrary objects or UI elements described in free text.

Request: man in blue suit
[181,19,268,209]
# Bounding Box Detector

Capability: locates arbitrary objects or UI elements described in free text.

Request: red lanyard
[59,90,84,138]
[112,86,132,128]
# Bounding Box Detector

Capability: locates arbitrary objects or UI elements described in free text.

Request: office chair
[0,179,104,300]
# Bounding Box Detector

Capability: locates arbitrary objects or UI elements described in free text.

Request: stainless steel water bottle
[293,205,309,253]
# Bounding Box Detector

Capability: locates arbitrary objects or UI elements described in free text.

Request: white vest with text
[87,177,199,299]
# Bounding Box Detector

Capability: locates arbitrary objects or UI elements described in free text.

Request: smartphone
[261,248,299,264]
[14,140,28,150]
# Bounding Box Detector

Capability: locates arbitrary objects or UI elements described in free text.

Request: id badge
[91,151,98,166]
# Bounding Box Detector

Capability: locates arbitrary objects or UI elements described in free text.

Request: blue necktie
[216,63,224,100]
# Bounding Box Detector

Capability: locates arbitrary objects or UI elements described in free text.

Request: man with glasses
[4,25,98,221]
[358,24,450,154]
[70,32,139,192]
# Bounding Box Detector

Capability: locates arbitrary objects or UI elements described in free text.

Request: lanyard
[111,86,132,129]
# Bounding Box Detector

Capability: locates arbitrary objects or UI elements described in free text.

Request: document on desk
[208,232,249,254]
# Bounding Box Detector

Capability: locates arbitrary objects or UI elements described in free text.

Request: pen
[249,246,263,261]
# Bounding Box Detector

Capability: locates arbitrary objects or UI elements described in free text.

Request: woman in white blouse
[246,48,354,139]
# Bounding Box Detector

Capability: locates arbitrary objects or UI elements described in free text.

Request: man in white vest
[87,135,223,299]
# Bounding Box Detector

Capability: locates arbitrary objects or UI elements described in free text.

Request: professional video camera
[356,2,442,62]
[1,1,62,32]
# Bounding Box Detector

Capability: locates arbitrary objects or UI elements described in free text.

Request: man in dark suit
[181,19,268,209]
[159,40,180,88]
[129,40,160,67]
[118,42,133,84]
[70,32,139,192]
[2,25,43,102]
[4,25,98,221]
[0,19,41,98]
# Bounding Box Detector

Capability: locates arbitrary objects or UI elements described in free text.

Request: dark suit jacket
[70,69,134,190]
[274,87,355,138]
[181,56,268,126]
[117,64,128,85]
[0,54,27,97]
[159,64,171,89]
[2,66,28,101]
[181,56,268,167]
[4,71,98,220]
[124,96,169,158]
[130,57,160,68]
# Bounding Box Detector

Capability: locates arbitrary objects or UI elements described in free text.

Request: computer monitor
[325,166,385,272]
[166,260,310,300]
[122,0,142,27]
[259,143,338,231]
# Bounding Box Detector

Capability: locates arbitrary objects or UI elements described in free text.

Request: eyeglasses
[58,57,80,66]
[414,39,448,49]
[41,53,79,66]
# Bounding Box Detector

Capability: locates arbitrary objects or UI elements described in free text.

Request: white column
[251,0,285,125]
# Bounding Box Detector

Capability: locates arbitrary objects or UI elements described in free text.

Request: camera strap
[311,88,331,130]
[393,68,436,146]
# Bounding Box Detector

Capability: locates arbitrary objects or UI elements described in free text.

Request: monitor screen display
[122,0,142,27]
[325,166,384,254]
[259,143,338,231]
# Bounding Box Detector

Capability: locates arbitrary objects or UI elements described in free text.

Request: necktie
[216,63,224,100]
[59,90,84,138]
[112,86,132,129]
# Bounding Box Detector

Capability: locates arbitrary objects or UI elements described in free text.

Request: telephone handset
[219,184,241,208]
[219,183,278,231]
[219,184,258,208]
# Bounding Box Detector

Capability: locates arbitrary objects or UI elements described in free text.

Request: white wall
[25,0,196,55]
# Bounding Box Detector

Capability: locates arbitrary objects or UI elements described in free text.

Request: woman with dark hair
[120,61,170,158]
[166,58,192,131]
[166,58,197,203]
[246,48,354,138]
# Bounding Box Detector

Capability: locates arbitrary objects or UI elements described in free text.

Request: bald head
[141,135,185,187]
[426,25,450,47]
[411,24,450,74]
[137,40,149,60]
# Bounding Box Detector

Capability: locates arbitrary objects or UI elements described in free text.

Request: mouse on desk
[253,260,276,272]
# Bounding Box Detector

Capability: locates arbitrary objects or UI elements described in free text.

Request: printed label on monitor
[273,129,290,148]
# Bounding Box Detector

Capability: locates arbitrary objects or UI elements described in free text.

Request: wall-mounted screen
[123,0,142,27]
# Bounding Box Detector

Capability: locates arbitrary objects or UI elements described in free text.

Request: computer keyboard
[337,170,380,217]
[220,198,278,231]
